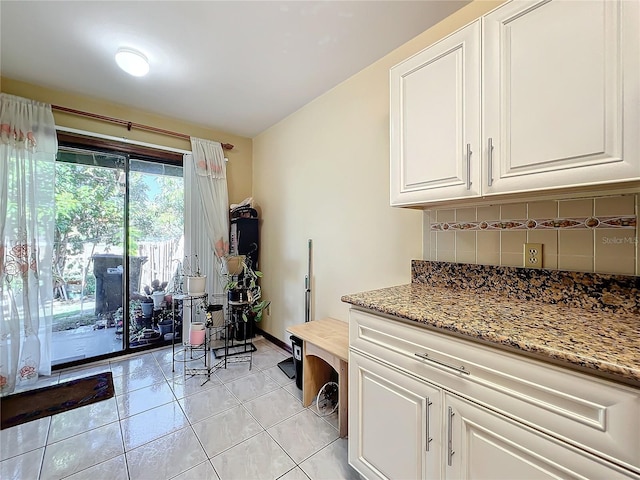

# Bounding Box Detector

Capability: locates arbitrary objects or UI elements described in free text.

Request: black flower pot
[228,289,248,303]
[234,314,256,341]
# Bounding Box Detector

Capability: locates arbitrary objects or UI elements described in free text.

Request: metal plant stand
[172,293,226,385]
[211,299,256,369]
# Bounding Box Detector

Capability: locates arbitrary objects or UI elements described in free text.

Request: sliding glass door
[52,145,184,367]
[53,148,126,364]
[128,159,184,349]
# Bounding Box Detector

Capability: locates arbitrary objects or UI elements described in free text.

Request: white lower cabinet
[348,309,640,480]
[445,394,636,480]
[349,351,442,479]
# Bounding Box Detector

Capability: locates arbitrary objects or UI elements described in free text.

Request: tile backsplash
[423,194,639,275]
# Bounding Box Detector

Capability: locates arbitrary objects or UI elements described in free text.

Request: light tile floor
[1,337,361,480]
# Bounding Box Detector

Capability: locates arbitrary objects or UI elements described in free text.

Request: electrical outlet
[524,243,543,269]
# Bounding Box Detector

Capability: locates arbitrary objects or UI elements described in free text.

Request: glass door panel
[128,159,184,349]
[52,148,126,365]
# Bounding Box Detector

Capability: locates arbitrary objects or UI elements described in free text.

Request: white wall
[252,1,504,343]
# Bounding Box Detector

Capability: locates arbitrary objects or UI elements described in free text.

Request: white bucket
[186,276,206,295]
[151,291,165,310]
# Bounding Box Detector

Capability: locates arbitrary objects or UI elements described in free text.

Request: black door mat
[1,372,114,430]
[277,357,296,379]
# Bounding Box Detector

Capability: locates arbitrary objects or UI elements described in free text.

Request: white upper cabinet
[389,0,640,207]
[483,0,640,195]
[390,20,481,206]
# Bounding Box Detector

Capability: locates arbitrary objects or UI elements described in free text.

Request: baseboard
[256,327,292,354]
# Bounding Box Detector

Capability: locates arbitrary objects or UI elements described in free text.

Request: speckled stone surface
[342,264,640,386]
[412,261,640,314]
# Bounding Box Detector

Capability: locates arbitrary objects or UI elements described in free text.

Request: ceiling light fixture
[115,48,149,77]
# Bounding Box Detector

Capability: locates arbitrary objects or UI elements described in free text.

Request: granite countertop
[341,283,640,387]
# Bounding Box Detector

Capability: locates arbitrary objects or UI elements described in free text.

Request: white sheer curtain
[183,138,229,326]
[189,138,229,259]
[0,93,57,395]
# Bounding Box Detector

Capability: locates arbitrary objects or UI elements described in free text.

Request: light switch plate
[524,243,543,269]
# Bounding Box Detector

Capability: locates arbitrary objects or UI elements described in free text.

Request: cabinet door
[483,0,640,195]
[390,20,481,206]
[349,351,442,480]
[444,394,639,480]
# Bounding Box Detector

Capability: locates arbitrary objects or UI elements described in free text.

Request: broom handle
[305,239,312,323]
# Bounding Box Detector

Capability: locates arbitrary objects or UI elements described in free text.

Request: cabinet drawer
[349,308,640,473]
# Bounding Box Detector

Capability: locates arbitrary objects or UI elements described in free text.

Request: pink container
[189,323,206,345]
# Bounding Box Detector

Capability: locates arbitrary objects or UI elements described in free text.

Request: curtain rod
[51,104,234,150]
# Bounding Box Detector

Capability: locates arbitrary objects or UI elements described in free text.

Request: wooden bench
[287,317,349,437]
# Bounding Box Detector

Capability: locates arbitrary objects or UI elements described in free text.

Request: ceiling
[1,1,468,138]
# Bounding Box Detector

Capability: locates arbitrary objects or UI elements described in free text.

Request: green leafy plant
[143,279,168,295]
[222,255,270,323]
[249,299,271,323]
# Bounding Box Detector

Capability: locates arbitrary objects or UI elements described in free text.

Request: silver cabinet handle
[465,143,472,190]
[425,397,433,451]
[447,406,455,466]
[487,137,494,187]
[414,352,470,376]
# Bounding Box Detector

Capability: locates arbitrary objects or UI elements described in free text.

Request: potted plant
[144,279,168,310]
[183,254,206,295]
[140,296,154,319]
[224,255,248,303]
[128,298,147,330]
[157,309,174,336]
[221,254,270,340]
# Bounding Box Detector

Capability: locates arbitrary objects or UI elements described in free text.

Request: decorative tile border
[431,216,636,231]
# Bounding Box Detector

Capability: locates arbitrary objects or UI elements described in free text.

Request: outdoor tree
[129,173,183,242]
[54,161,150,297]
[54,154,185,308]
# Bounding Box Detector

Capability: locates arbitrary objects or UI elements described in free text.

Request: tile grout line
[23,343,325,480]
